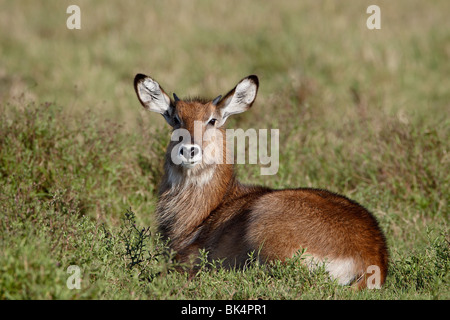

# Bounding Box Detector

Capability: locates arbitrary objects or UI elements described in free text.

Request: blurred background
[1,0,448,127]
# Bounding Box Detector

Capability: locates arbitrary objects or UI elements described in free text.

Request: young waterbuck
[133,74,388,289]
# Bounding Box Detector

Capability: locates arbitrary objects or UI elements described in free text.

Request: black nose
[180,145,201,160]
[190,147,199,158]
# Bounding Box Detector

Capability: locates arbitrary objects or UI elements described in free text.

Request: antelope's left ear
[216,75,259,126]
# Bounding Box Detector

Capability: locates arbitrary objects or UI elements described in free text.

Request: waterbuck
[133,73,388,289]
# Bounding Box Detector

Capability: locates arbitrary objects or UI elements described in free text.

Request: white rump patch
[325,258,358,285]
[306,256,358,286]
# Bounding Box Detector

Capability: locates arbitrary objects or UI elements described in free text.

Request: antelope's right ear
[134,74,174,124]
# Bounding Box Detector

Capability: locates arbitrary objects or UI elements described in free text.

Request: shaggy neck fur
[156,159,236,251]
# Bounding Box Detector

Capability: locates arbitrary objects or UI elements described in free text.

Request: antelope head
[134,74,259,173]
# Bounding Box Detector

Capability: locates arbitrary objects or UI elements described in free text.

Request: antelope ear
[134,74,174,124]
[217,75,259,126]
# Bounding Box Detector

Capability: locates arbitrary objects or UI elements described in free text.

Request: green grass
[0,0,449,299]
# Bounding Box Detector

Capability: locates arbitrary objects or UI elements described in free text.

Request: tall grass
[0,0,448,299]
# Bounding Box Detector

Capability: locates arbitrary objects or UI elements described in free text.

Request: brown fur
[134,74,389,289]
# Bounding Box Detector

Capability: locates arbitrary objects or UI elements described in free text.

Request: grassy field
[0,0,448,300]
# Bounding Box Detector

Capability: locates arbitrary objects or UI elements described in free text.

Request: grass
[0,0,449,299]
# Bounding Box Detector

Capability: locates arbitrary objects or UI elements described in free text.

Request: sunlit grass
[0,0,448,299]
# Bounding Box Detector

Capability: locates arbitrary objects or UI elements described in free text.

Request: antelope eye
[208,118,217,126]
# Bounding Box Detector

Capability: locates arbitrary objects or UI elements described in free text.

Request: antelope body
[134,74,389,289]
